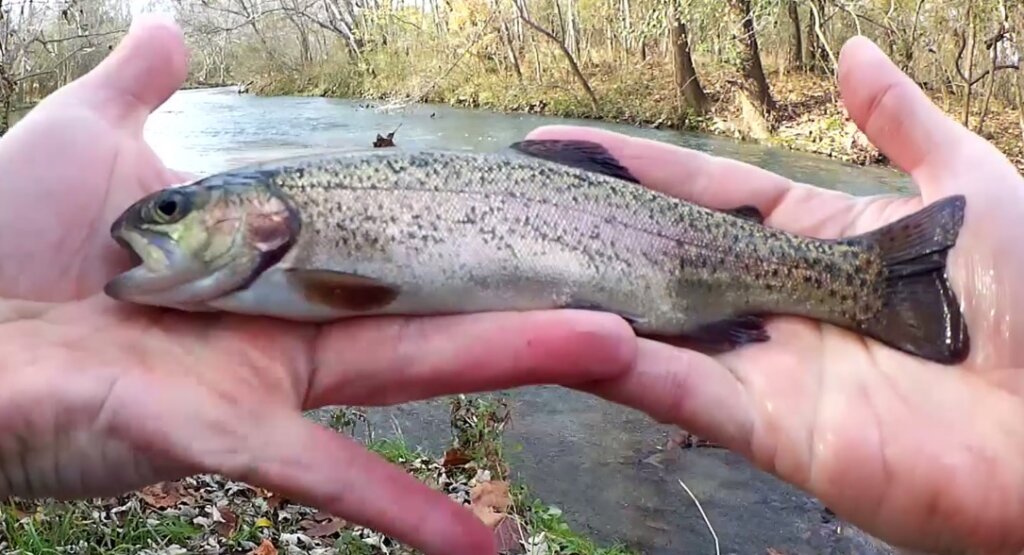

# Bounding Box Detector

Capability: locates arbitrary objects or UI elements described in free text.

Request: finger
[572,338,756,455]
[102,373,495,555]
[243,413,496,555]
[70,14,188,127]
[306,309,636,407]
[837,36,1020,196]
[524,125,876,237]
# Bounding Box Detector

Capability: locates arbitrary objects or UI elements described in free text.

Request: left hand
[528,36,1024,555]
[0,15,636,555]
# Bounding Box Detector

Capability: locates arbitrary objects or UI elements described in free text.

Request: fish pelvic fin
[839,194,970,364]
[721,204,765,224]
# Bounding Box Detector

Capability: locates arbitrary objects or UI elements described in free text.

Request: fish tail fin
[839,194,970,364]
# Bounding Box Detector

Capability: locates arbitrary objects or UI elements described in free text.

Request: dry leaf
[469,480,511,527]
[442,448,472,467]
[255,516,274,528]
[306,516,346,537]
[214,507,239,537]
[249,539,278,555]
[3,506,27,520]
[494,517,525,554]
[266,494,284,509]
[138,482,186,509]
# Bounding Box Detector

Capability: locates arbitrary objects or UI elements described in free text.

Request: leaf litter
[1,396,634,555]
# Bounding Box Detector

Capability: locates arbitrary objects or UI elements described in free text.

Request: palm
[531,36,1024,554]
[0,18,635,555]
[725,192,1024,552]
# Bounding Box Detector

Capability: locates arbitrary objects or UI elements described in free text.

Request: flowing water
[145,86,908,555]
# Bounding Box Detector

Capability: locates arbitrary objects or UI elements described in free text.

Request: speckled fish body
[104,140,970,364]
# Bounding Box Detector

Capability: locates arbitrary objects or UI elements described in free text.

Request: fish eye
[150,190,190,223]
[157,198,178,217]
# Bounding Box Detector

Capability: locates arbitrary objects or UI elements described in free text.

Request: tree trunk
[803,0,828,72]
[669,11,709,114]
[729,0,775,114]
[499,15,523,81]
[787,0,803,68]
[0,63,13,136]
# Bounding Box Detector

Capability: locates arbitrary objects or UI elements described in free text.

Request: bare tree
[668,2,709,114]
[729,0,775,114]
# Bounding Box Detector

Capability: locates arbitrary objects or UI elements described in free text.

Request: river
[144,87,904,555]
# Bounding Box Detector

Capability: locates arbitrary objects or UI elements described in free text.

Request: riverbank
[0,395,638,555]
[246,56,1024,174]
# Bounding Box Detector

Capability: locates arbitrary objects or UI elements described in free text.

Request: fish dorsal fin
[721,205,765,224]
[508,139,641,184]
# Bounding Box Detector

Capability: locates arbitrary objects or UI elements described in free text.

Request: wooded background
[4,0,1022,165]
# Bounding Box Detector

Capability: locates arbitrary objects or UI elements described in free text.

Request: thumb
[73,13,189,126]
[838,35,1018,198]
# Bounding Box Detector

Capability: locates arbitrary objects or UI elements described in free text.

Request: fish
[103,139,970,364]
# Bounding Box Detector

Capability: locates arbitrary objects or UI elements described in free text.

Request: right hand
[0,17,636,555]
[529,37,1024,554]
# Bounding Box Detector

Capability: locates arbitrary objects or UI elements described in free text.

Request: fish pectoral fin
[285,269,400,312]
[721,205,765,224]
[507,139,641,184]
[681,315,770,347]
[563,300,648,327]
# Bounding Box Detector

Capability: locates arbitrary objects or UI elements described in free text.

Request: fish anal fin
[721,205,765,224]
[509,139,641,184]
[675,315,770,350]
[286,269,400,312]
[562,300,646,326]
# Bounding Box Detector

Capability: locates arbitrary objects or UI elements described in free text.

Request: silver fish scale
[252,148,873,332]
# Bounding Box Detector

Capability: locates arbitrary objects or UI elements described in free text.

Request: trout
[103,139,970,364]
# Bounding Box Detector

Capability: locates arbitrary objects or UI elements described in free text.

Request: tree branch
[513,0,598,109]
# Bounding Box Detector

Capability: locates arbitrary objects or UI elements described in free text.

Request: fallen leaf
[254,516,274,528]
[3,506,27,520]
[494,517,525,554]
[138,482,187,509]
[266,494,284,509]
[766,549,786,555]
[249,539,278,555]
[214,507,239,537]
[442,448,472,467]
[470,480,511,527]
[306,516,347,537]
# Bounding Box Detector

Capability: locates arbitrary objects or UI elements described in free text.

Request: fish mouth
[115,233,145,268]
[104,227,186,302]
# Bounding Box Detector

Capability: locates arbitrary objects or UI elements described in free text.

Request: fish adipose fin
[510,139,766,223]
[839,194,970,364]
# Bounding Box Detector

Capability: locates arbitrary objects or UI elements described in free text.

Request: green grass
[367,436,422,464]
[1,499,201,554]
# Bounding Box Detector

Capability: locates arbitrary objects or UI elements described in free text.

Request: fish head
[103,176,300,308]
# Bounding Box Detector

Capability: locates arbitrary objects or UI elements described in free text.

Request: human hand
[0,16,635,554]
[528,37,1024,554]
